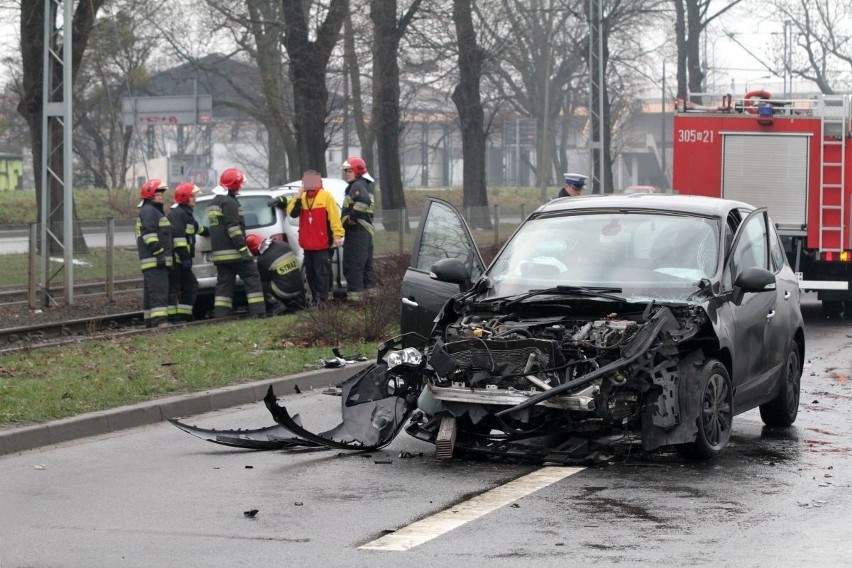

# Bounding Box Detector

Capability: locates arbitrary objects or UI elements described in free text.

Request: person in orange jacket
[286,170,344,305]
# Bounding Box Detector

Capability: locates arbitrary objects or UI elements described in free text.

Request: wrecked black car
[173,194,805,463]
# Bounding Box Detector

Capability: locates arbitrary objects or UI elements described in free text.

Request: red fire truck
[672,90,852,318]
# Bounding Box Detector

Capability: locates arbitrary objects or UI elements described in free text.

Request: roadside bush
[290,252,411,348]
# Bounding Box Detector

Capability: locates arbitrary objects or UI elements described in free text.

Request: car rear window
[193,195,277,229]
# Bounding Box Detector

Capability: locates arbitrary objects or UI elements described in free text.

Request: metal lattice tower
[40,0,75,306]
[588,0,605,193]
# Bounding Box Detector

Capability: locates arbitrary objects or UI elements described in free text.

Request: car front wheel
[678,359,733,459]
[759,339,801,427]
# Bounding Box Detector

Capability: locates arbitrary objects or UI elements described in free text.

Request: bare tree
[170,1,299,184]
[488,1,586,191]
[73,5,156,192]
[370,0,422,231]
[341,0,375,169]
[281,0,348,175]
[673,0,743,100]
[768,0,852,94]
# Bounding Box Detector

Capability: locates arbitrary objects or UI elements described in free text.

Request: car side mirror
[731,266,776,305]
[430,258,472,291]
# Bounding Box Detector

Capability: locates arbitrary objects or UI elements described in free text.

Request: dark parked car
[173,194,805,463]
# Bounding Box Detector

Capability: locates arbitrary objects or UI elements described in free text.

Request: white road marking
[359,466,584,552]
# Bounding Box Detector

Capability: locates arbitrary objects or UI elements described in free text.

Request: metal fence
[0,204,528,308]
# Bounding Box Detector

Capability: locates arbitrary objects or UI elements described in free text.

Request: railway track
[0,312,244,354]
[0,311,146,353]
[0,278,143,307]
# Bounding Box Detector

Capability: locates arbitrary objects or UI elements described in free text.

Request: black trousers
[343,227,375,292]
[213,259,265,317]
[142,267,170,328]
[303,249,333,304]
[169,266,199,322]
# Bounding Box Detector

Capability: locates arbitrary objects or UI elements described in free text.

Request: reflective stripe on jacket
[168,203,207,261]
[257,241,303,299]
[341,178,375,235]
[136,201,173,270]
[208,193,248,264]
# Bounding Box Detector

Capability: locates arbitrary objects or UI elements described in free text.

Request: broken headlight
[383,347,423,370]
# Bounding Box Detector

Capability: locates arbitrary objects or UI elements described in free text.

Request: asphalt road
[1,298,851,567]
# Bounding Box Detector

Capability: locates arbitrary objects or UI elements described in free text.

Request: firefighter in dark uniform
[136,179,172,328]
[245,233,305,315]
[207,168,265,318]
[341,157,376,301]
[558,173,587,197]
[168,182,209,322]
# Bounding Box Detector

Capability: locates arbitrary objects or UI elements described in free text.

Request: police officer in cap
[558,173,587,197]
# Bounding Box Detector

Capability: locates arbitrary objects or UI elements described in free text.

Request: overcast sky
[0,4,826,100]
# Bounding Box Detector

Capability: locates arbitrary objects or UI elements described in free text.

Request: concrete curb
[0,362,371,457]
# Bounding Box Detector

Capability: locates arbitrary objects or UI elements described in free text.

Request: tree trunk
[370,0,421,231]
[685,0,704,101]
[674,0,688,102]
[281,0,348,177]
[247,0,294,184]
[451,0,490,230]
[343,7,375,171]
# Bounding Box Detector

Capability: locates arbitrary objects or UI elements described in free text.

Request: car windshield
[193,195,278,230]
[484,211,720,303]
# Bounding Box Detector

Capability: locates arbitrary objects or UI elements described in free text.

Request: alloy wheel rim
[786,349,801,416]
[702,372,732,448]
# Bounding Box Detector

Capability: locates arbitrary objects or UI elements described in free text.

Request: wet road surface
[1,296,850,567]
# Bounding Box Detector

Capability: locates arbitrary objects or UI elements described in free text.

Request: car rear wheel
[677,359,733,459]
[759,339,801,427]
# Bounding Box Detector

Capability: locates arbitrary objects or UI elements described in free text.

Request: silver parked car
[191,178,347,316]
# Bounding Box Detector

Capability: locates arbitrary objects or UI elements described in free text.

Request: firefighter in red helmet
[245,233,305,315]
[167,182,209,322]
[207,168,265,317]
[341,157,376,301]
[136,178,172,328]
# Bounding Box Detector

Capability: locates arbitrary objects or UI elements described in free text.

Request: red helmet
[140,178,167,199]
[174,182,200,204]
[342,157,368,177]
[219,168,245,190]
[245,233,264,256]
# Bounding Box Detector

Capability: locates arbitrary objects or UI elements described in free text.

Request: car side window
[240,196,276,229]
[413,201,482,280]
[729,213,768,282]
[768,223,786,272]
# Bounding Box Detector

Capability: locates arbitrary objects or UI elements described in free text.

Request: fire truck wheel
[822,300,845,319]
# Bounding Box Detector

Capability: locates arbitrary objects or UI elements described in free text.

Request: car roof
[538,193,754,218]
[196,177,348,206]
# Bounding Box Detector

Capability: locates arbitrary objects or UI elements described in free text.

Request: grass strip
[0,314,375,426]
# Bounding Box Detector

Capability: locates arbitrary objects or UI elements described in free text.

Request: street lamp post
[744,74,772,94]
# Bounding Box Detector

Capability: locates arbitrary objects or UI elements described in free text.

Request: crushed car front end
[397,297,715,462]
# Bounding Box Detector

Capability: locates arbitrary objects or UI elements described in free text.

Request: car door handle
[784,291,791,300]
[766,310,775,320]
[402,297,419,308]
